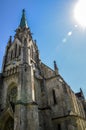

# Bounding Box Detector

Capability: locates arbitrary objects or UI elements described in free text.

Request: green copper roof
[20,9,28,28]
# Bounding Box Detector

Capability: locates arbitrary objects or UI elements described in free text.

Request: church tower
[0,9,42,130]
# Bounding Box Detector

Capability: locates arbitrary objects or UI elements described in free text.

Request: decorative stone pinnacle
[54,60,58,75]
[8,36,12,45]
[9,36,12,42]
[54,61,57,69]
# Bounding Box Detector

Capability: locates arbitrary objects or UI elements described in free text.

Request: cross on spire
[19,9,28,28]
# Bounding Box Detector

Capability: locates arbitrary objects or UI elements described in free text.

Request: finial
[9,36,12,42]
[54,60,58,75]
[22,9,25,13]
[54,60,58,70]
[8,36,12,46]
[19,9,28,28]
[80,88,82,92]
[80,88,85,99]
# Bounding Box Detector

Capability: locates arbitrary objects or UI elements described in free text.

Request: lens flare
[74,0,86,28]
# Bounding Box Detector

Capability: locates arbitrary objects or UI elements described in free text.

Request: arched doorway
[4,117,14,130]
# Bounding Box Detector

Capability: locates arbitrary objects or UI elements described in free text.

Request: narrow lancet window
[58,124,61,130]
[19,46,21,56]
[15,44,17,57]
[52,89,57,105]
[11,50,13,60]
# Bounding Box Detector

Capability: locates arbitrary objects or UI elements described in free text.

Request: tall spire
[19,9,28,28]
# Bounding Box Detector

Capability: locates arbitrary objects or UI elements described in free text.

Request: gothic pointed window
[15,44,17,57]
[52,89,57,105]
[7,87,17,112]
[11,50,13,60]
[7,53,9,63]
[19,46,21,56]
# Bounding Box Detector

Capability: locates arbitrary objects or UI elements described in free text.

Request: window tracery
[7,87,17,112]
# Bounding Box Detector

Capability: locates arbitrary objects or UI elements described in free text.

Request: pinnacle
[19,9,28,28]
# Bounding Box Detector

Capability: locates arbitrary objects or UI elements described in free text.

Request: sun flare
[74,0,86,28]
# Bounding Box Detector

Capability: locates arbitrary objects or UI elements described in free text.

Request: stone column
[27,102,39,130]
[14,63,39,130]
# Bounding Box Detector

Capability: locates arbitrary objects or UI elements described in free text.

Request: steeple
[19,9,28,28]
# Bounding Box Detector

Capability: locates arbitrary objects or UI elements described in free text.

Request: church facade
[0,10,86,130]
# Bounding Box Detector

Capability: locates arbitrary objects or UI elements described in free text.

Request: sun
[74,0,86,28]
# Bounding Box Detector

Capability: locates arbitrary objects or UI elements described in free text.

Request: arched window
[9,87,17,103]
[15,44,17,57]
[19,46,21,56]
[11,50,13,60]
[7,53,9,62]
[52,89,57,105]
[7,86,17,112]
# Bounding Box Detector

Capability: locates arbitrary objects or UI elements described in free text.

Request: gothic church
[0,10,86,130]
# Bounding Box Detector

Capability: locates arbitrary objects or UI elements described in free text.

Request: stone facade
[0,9,86,130]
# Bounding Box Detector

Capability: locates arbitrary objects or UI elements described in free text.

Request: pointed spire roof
[19,9,28,28]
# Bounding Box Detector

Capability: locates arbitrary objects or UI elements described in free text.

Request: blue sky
[0,0,86,97]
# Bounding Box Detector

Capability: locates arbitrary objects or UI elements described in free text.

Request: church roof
[19,9,28,28]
